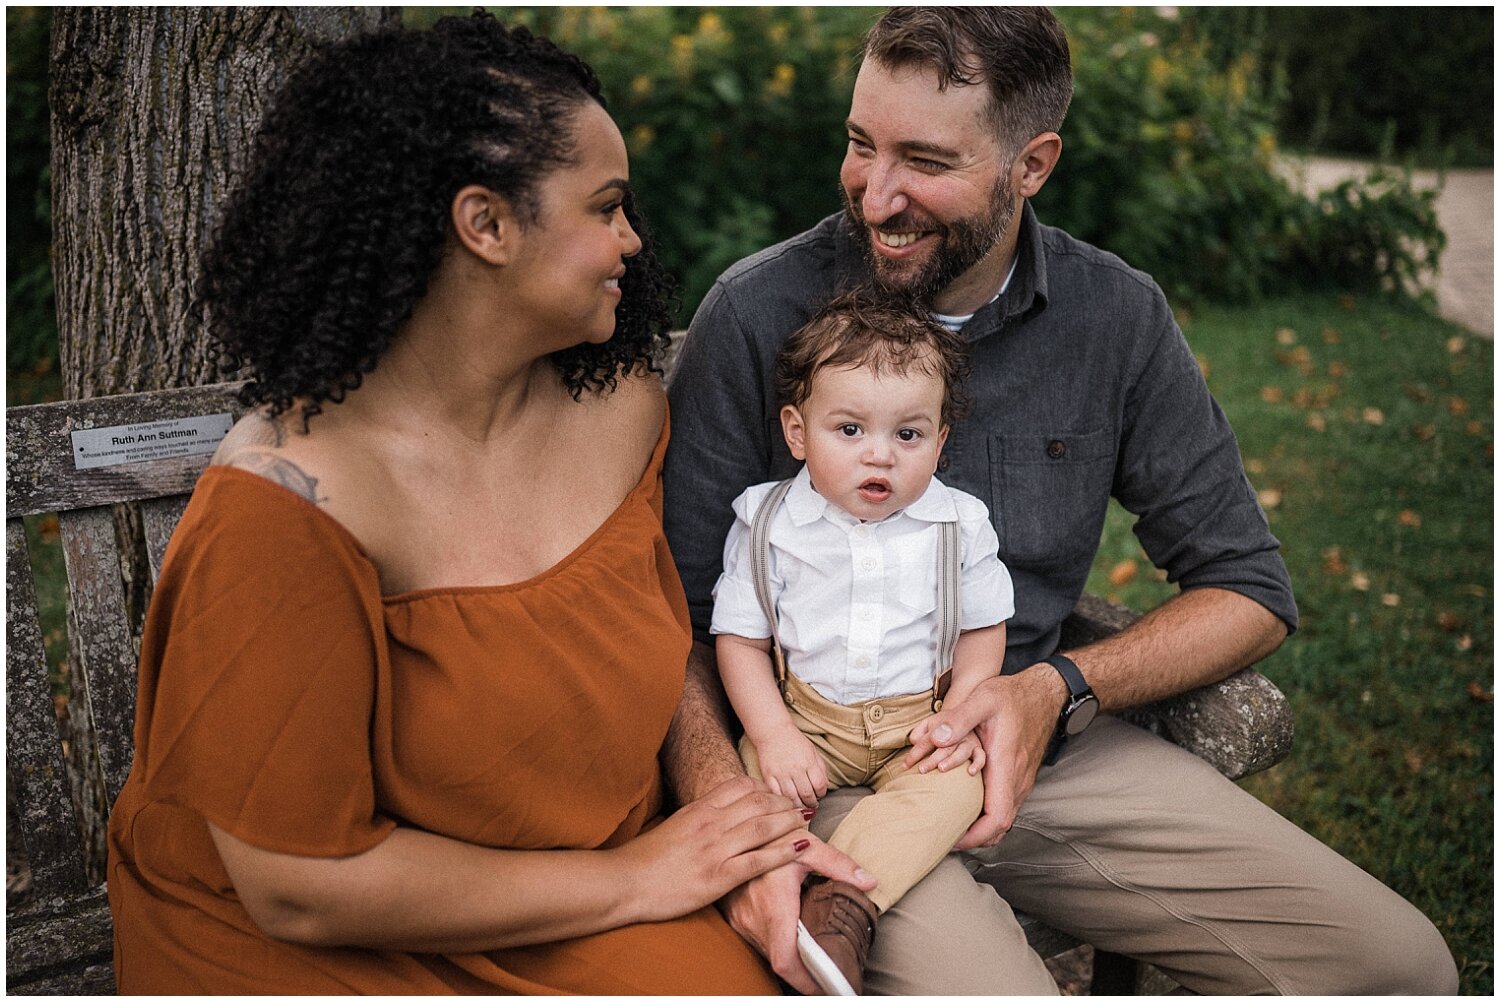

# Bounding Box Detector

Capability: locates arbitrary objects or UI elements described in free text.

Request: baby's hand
[754,730,829,809]
[906,717,987,776]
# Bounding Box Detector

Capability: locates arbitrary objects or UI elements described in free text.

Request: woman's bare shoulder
[583,368,666,452]
[210,408,334,505]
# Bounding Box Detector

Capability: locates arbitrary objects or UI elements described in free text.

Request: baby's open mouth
[858,480,891,502]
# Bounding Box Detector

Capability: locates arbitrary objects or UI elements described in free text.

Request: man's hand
[718,839,875,994]
[903,668,1065,849]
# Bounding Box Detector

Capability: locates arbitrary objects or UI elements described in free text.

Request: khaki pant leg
[962,716,1458,995]
[812,787,1059,995]
[824,751,983,912]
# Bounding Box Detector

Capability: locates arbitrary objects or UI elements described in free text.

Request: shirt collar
[784,466,959,527]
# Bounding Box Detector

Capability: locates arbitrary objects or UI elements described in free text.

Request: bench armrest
[1059,594,1294,781]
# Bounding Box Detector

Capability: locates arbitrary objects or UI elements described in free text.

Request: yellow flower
[1257,133,1277,157]
[769,23,789,45]
[1172,119,1194,143]
[631,74,654,98]
[671,34,694,76]
[766,62,796,98]
[629,124,655,154]
[1228,66,1248,103]
[698,12,722,35]
[1148,56,1171,86]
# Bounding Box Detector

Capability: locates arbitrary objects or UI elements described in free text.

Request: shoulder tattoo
[228,451,327,505]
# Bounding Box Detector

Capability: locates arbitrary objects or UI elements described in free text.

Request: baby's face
[780,356,948,522]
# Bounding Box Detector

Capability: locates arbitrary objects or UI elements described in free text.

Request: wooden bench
[6,379,1293,994]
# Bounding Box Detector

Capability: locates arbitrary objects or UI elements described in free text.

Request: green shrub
[1180,8,1493,167]
[1040,7,1444,304]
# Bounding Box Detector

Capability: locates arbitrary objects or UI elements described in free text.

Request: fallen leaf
[1465,420,1483,436]
[1447,396,1470,416]
[1350,572,1371,591]
[1257,488,1282,509]
[1327,360,1348,378]
[1381,593,1401,607]
[1397,509,1422,528]
[1260,386,1285,403]
[1403,384,1431,403]
[1307,413,1327,432]
[1322,547,1348,574]
[1437,611,1463,632]
[1291,388,1313,408]
[1466,681,1492,703]
[1362,407,1384,425]
[1446,336,1466,354]
[1108,560,1138,586]
[1457,634,1474,651]
[1322,326,1342,345]
[1275,327,1298,346]
[1338,294,1356,311]
[38,513,60,544]
[1290,346,1312,366]
[1412,424,1437,442]
[1404,751,1424,774]
[1245,458,1267,474]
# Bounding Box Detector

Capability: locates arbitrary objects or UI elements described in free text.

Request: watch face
[1065,695,1099,736]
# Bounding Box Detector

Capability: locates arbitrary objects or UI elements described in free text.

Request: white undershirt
[930,257,1019,332]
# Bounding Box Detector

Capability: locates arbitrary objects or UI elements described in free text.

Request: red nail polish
[801,808,816,820]
[794,839,810,852]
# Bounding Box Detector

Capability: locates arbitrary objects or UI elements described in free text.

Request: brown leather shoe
[797,877,878,995]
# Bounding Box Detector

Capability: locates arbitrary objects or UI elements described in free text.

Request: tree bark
[50,6,398,400]
[45,5,398,884]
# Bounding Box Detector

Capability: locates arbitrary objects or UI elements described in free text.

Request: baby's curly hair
[197,12,676,424]
[776,287,971,427]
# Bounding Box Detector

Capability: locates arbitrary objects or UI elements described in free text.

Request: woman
[105,14,861,992]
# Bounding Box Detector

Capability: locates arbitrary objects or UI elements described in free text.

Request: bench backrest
[6,381,246,989]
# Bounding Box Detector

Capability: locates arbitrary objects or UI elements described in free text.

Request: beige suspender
[749,479,960,711]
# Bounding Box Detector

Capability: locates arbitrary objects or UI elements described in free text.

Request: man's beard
[842,174,1015,305]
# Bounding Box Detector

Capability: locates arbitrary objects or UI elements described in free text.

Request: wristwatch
[1039,653,1098,765]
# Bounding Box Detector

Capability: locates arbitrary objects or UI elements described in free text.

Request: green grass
[1089,291,1493,993]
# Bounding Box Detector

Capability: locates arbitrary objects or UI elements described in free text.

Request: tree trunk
[45,5,398,884]
[50,7,398,400]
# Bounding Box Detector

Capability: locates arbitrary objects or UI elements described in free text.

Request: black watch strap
[1040,652,1096,765]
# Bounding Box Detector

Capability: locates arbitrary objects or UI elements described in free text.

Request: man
[662,7,1457,994]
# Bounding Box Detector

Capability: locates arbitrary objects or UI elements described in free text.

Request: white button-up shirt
[711,467,1014,705]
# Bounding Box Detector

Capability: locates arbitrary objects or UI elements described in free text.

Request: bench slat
[6,382,246,518]
[6,520,92,899]
[141,494,192,586]
[58,507,140,808]
[5,888,114,993]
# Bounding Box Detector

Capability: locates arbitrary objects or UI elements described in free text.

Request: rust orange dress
[106,424,779,993]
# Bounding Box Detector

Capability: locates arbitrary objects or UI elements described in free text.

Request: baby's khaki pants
[739,671,981,913]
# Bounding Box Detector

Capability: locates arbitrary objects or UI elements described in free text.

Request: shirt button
[855,525,869,537]
[861,557,877,571]
[867,704,885,722]
[855,655,871,668]
[858,608,873,621]
[1047,440,1067,459]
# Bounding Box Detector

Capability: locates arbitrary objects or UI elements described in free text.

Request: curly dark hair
[775,287,972,428]
[197,13,676,424]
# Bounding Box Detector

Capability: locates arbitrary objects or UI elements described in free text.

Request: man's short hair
[776,288,971,428]
[862,7,1073,153]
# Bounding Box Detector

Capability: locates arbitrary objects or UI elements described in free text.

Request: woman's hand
[750,728,829,809]
[620,776,819,923]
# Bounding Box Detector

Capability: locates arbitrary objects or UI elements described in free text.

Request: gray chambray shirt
[663,203,1297,674]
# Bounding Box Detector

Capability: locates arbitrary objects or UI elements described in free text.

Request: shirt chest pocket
[988,428,1116,574]
[892,532,938,616]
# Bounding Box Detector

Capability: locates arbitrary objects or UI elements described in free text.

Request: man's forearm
[1065,586,1287,712]
[661,640,748,806]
